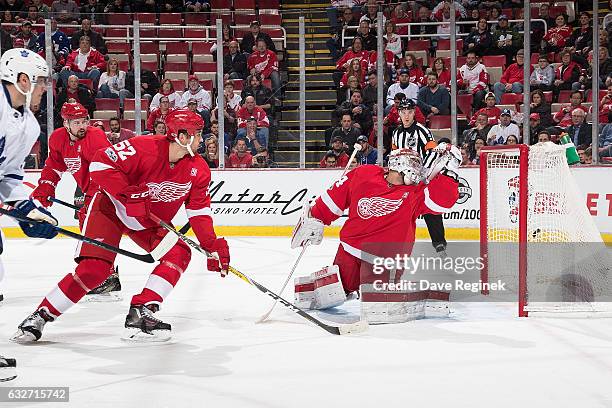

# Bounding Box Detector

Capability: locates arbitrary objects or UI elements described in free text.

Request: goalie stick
[150,213,367,336]
[257,143,364,323]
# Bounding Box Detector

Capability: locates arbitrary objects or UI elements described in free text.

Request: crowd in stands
[322,0,612,167]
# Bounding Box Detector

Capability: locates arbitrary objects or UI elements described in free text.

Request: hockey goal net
[480,142,611,316]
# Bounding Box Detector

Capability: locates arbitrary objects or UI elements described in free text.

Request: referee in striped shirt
[391,99,448,255]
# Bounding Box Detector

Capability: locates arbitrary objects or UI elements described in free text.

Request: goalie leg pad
[294,276,315,309]
[360,287,429,324]
[312,265,346,310]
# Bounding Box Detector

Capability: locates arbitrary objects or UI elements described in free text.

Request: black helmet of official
[398,99,416,111]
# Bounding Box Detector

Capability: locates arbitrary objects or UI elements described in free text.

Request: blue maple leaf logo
[20,50,29,58]
[0,137,6,166]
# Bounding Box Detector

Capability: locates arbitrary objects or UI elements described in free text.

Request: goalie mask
[0,48,49,109]
[388,148,423,185]
[165,109,204,157]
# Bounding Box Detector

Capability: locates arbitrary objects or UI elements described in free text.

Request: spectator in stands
[211,23,235,56]
[565,109,592,147]
[335,37,369,80]
[355,134,377,165]
[355,19,377,51]
[360,1,386,31]
[320,151,338,168]
[598,122,612,158]
[1,11,19,35]
[178,75,212,125]
[530,55,554,92]
[241,20,276,54]
[492,14,522,66]
[237,96,269,148]
[0,25,12,55]
[159,0,183,12]
[123,68,159,102]
[384,92,426,128]
[103,0,131,13]
[492,49,530,104]
[470,92,500,126]
[185,0,210,13]
[108,116,136,143]
[384,20,402,58]
[13,21,37,50]
[199,135,222,168]
[400,53,425,87]
[391,4,410,36]
[70,18,106,54]
[336,90,373,134]
[331,113,361,148]
[25,5,45,24]
[203,120,231,155]
[146,95,173,132]
[487,109,519,145]
[596,86,612,124]
[54,75,95,127]
[458,50,488,110]
[251,146,276,168]
[417,71,450,118]
[339,58,366,104]
[541,14,572,54]
[537,129,551,143]
[223,40,248,81]
[567,12,593,63]
[92,120,106,135]
[248,38,281,98]
[153,120,166,136]
[30,0,50,18]
[432,2,461,41]
[428,57,451,89]
[432,0,467,18]
[553,52,581,98]
[80,0,106,24]
[361,69,388,111]
[463,18,493,57]
[552,90,587,130]
[528,113,545,145]
[60,35,106,89]
[212,81,240,137]
[505,134,518,145]
[241,73,274,116]
[97,57,126,100]
[462,112,492,145]
[486,6,501,30]
[386,68,418,113]
[1,0,24,15]
[320,136,350,168]
[51,0,79,24]
[529,90,552,127]
[227,138,253,169]
[410,6,435,41]
[468,135,486,164]
[326,7,359,62]
[34,18,70,65]
[573,47,612,91]
[150,79,180,111]
[327,2,357,32]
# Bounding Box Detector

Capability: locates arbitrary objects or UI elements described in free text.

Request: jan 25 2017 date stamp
[0,387,69,402]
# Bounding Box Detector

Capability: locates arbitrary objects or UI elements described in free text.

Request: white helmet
[0,48,49,108]
[388,148,423,185]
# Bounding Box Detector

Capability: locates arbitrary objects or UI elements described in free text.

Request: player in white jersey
[0,48,57,382]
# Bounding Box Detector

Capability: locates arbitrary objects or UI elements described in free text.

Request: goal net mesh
[483,142,611,314]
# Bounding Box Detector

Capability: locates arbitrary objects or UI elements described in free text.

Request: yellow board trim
[3,226,610,243]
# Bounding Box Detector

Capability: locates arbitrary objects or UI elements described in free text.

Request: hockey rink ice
[1,236,611,408]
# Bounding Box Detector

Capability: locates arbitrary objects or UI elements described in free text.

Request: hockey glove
[120,185,157,228]
[9,200,58,239]
[425,144,462,183]
[291,204,324,249]
[31,180,56,208]
[206,238,230,277]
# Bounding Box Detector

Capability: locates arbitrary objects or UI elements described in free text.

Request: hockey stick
[0,206,156,263]
[256,143,363,323]
[150,213,367,336]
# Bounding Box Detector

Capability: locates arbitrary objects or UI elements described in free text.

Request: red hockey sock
[131,262,182,307]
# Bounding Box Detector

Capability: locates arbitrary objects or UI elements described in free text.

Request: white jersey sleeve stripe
[89,161,114,173]
[321,190,344,216]
[186,207,212,218]
[423,187,452,213]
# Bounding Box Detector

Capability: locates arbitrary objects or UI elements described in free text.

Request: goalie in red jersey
[13,109,230,343]
[31,102,122,300]
[291,146,461,311]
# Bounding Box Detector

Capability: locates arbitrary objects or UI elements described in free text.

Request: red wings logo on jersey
[357,195,406,219]
[63,157,81,174]
[146,181,192,203]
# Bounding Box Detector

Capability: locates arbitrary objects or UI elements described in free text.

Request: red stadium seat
[165,62,189,72]
[259,14,281,26]
[231,79,243,91]
[118,60,130,71]
[184,28,206,39]
[139,42,159,54]
[482,55,506,68]
[406,40,430,51]
[456,93,473,117]
[95,98,121,113]
[141,60,159,73]
[107,13,132,25]
[209,12,232,25]
[436,39,463,50]
[139,28,157,38]
[192,62,216,73]
[78,79,93,90]
[124,99,150,112]
[265,28,283,39]
[185,13,207,25]
[120,119,145,132]
[192,42,214,55]
[159,13,182,25]
[558,90,574,103]
[158,28,182,39]
[200,79,213,91]
[428,115,451,129]
[209,0,226,10]
[258,0,280,9]
[170,79,186,91]
[234,0,256,9]
[135,13,156,24]
[106,42,130,54]
[500,93,523,105]
[543,91,553,104]
[586,89,608,102]
[235,13,256,25]
[165,42,189,55]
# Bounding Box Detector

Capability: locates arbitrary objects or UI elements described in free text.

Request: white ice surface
[0,237,612,408]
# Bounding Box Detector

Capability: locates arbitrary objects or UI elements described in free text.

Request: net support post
[45,18,54,134]
[450,3,457,145]
[133,20,142,135]
[299,16,306,169]
[216,18,225,168]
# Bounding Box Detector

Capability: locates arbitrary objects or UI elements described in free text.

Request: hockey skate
[0,355,16,382]
[85,267,122,302]
[122,304,171,342]
[11,309,54,343]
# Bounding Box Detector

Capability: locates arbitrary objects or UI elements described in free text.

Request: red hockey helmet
[165,109,204,156]
[61,102,89,120]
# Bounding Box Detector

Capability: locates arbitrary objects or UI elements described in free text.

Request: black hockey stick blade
[151,215,367,335]
[0,207,155,263]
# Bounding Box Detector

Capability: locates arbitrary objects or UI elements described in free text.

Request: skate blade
[0,367,17,382]
[10,329,37,343]
[84,292,123,302]
[121,328,171,343]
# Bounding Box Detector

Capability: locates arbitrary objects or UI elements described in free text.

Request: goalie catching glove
[291,204,324,249]
[205,238,230,277]
[8,199,58,239]
[425,142,461,183]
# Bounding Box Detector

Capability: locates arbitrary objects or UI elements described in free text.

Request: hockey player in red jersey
[291,146,460,310]
[13,109,230,342]
[31,102,122,300]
